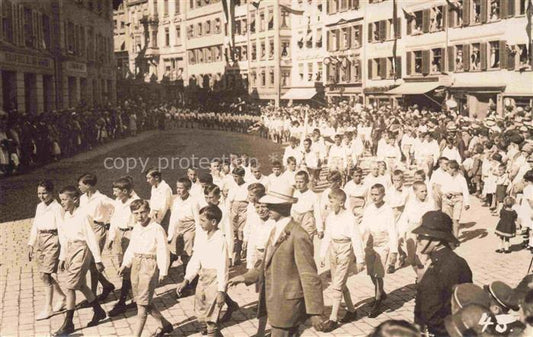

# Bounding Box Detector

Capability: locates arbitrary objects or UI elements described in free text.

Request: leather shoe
[151,323,173,337]
[53,321,74,336]
[321,319,338,332]
[339,310,357,323]
[108,301,127,317]
[220,301,239,323]
[368,299,382,318]
[87,307,106,327]
[386,265,395,274]
[97,284,115,302]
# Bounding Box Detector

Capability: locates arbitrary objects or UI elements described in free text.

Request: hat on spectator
[412,211,459,245]
[259,183,297,204]
[484,281,519,311]
[445,304,497,337]
[447,123,458,132]
[485,120,496,127]
[452,284,491,312]
[517,107,524,113]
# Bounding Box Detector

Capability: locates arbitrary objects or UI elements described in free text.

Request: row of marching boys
[28,171,239,337]
[27,156,475,336]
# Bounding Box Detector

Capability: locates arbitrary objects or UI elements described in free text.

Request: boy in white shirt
[119,199,172,337]
[249,163,269,186]
[396,181,437,272]
[53,186,107,336]
[282,156,298,187]
[292,171,323,239]
[106,178,137,316]
[319,189,365,331]
[328,135,348,177]
[301,138,320,184]
[168,177,200,274]
[360,184,398,318]
[440,160,470,239]
[228,167,249,265]
[77,173,115,301]
[344,167,367,216]
[145,168,173,230]
[283,137,303,166]
[28,180,66,320]
[266,160,286,191]
[177,205,229,337]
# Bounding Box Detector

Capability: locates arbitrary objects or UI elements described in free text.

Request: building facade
[0,0,116,114]
[115,0,532,115]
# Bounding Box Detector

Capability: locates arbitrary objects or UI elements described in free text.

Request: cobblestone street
[1,197,530,337]
[0,129,530,337]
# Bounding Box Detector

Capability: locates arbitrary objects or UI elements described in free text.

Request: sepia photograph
[0,0,532,336]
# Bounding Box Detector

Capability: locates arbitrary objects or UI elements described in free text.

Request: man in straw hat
[228,182,326,336]
[413,210,473,337]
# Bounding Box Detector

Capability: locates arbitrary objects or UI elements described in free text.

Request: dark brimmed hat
[412,211,459,245]
[484,281,519,311]
[445,304,497,337]
[452,284,491,312]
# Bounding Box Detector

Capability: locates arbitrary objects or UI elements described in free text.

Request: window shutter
[422,49,430,75]
[379,20,386,41]
[447,46,455,72]
[379,58,387,78]
[480,42,487,70]
[499,40,507,69]
[463,0,471,25]
[395,18,401,38]
[345,27,351,49]
[507,0,515,17]
[422,9,430,33]
[463,44,470,71]
[407,18,412,35]
[335,30,340,51]
[501,0,508,17]
[442,6,448,29]
[395,56,402,78]
[481,0,488,23]
[448,6,456,27]
[368,59,373,79]
[406,51,412,75]
[507,45,516,70]
[368,22,373,42]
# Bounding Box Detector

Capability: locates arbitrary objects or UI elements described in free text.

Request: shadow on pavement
[459,228,488,244]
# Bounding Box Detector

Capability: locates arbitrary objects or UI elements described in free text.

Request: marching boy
[119,199,173,337]
[77,173,115,301]
[106,177,137,316]
[28,180,66,321]
[319,188,365,331]
[168,177,200,275]
[53,186,107,336]
[177,205,229,337]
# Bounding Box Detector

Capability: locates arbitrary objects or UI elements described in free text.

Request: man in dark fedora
[228,182,325,336]
[413,210,473,337]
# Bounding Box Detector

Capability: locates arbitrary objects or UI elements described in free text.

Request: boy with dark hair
[77,173,115,301]
[107,178,137,316]
[119,199,172,337]
[53,186,107,336]
[29,180,66,320]
[177,205,229,336]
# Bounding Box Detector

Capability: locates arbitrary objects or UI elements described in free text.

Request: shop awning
[281,88,317,100]
[385,82,442,95]
[504,81,533,95]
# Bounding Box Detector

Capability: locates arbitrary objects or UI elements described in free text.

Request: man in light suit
[229,183,325,336]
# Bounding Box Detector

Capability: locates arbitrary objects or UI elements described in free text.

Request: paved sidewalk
[1,196,531,337]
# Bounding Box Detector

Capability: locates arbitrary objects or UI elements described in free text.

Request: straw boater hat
[445,304,497,337]
[259,183,298,204]
[412,211,460,245]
